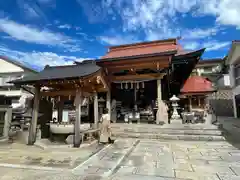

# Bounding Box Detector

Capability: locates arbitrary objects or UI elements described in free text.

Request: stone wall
[207,89,234,117]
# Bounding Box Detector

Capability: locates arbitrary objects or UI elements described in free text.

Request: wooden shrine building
[12,38,205,147]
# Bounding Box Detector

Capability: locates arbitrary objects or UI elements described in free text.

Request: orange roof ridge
[109,37,180,51]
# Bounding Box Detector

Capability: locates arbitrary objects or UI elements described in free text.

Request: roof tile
[181,76,215,94]
[102,38,182,59]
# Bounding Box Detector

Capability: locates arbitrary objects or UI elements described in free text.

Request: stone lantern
[170,95,182,124]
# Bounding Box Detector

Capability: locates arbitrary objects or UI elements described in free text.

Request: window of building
[234,64,240,86]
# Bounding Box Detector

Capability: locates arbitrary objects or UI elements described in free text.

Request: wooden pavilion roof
[11,61,109,96]
[13,60,101,84]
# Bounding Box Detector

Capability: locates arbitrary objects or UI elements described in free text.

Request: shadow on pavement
[217,116,240,150]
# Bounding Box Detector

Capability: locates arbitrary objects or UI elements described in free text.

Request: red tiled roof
[102,38,182,59]
[181,76,215,94]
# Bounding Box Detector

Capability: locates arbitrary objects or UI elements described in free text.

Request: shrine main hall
[13,38,206,146]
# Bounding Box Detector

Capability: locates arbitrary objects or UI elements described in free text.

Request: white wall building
[226,41,240,118]
[0,56,37,106]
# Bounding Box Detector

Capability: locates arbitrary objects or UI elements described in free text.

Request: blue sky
[0,0,239,70]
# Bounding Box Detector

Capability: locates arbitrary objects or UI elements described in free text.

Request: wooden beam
[111,73,166,81]
[107,62,169,73]
[28,86,40,145]
[102,56,169,66]
[41,89,95,97]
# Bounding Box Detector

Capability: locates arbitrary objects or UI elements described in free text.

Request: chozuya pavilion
[12,38,205,147]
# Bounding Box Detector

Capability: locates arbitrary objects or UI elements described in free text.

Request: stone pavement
[2,137,240,179]
[111,139,240,180]
[0,141,103,169]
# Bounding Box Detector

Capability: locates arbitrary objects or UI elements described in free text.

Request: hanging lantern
[136,82,139,89]
[142,82,145,88]
[131,81,133,89]
[125,82,128,89]
[68,95,71,100]
[120,83,123,89]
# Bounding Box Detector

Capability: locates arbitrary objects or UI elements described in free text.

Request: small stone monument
[170,95,182,124]
[204,104,215,125]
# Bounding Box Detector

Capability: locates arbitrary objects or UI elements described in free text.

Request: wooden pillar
[3,107,12,138]
[106,91,111,119]
[167,68,171,99]
[57,97,64,123]
[198,96,201,108]
[189,96,192,112]
[74,90,82,148]
[28,86,40,145]
[94,92,99,128]
[156,79,162,124]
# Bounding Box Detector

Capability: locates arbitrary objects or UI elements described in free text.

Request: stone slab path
[110,139,240,180]
[1,139,240,179]
[0,142,103,170]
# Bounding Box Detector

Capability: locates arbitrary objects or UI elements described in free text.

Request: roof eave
[173,48,205,61]
[10,67,102,85]
[97,50,178,65]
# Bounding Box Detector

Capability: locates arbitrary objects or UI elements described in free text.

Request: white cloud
[99,35,137,45]
[182,27,219,40]
[79,0,240,42]
[199,0,240,28]
[58,24,72,29]
[203,41,231,51]
[0,45,90,70]
[182,40,230,51]
[0,19,81,52]
[183,42,200,50]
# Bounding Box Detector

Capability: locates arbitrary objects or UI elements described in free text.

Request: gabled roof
[0,55,38,73]
[181,76,215,94]
[12,60,101,84]
[102,38,182,59]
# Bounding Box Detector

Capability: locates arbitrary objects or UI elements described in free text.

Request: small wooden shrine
[180,75,216,111]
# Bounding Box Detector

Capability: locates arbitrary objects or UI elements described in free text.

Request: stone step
[111,132,226,141]
[111,123,221,131]
[112,129,223,136]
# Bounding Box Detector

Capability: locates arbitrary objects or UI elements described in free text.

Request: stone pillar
[74,90,82,148]
[94,92,99,128]
[28,86,40,145]
[156,79,162,124]
[106,91,111,119]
